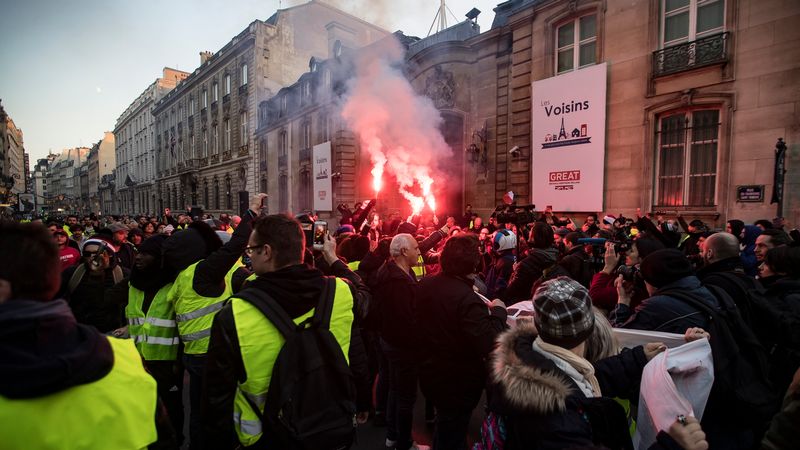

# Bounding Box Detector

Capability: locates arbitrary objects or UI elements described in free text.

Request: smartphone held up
[313,221,328,250]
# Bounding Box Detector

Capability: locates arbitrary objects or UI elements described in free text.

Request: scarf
[534,337,602,398]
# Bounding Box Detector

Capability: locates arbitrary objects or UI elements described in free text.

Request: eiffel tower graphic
[558,117,568,140]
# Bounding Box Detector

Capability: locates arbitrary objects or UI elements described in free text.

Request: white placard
[312,141,333,211]
[531,63,607,211]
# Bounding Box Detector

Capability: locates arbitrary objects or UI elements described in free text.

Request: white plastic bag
[633,338,714,449]
[505,300,535,327]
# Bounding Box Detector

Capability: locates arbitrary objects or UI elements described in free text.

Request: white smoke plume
[340,36,449,215]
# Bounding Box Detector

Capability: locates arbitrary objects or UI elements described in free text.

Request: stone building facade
[152,1,387,216]
[114,68,188,215]
[401,0,799,226]
[0,101,25,203]
[46,147,89,213]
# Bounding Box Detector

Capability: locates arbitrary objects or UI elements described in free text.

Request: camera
[615,264,641,282]
[577,237,632,271]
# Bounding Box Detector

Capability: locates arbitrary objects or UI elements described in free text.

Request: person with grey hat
[109,222,136,271]
[610,248,719,333]
[486,276,673,449]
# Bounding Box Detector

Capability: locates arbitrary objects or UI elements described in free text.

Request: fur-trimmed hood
[490,321,576,414]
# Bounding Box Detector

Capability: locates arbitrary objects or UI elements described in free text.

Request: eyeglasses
[244,244,264,256]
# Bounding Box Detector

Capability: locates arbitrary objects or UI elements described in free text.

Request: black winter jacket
[503,247,559,305]
[696,257,763,336]
[202,261,372,449]
[371,259,419,348]
[487,322,648,450]
[59,264,130,333]
[416,273,507,409]
[609,276,718,333]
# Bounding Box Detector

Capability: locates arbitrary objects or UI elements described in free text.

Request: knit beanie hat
[632,237,665,260]
[138,234,167,257]
[640,248,693,288]
[533,276,595,349]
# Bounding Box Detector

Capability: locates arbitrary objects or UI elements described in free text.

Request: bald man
[697,232,763,328]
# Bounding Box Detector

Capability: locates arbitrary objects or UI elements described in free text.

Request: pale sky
[0,0,501,165]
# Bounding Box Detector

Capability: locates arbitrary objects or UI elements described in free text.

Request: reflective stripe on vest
[169,262,238,355]
[347,261,360,272]
[0,337,157,449]
[412,255,426,280]
[230,278,355,447]
[125,283,179,361]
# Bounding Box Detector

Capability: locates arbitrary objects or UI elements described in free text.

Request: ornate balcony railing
[653,32,729,77]
[210,154,219,164]
[199,157,209,167]
[238,144,249,157]
[222,150,232,161]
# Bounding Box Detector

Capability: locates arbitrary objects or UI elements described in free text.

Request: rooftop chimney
[200,51,213,65]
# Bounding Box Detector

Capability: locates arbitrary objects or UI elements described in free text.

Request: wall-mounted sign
[531,63,607,211]
[312,141,333,211]
[737,185,764,202]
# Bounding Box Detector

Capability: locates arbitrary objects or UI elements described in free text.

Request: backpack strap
[68,265,87,295]
[311,277,336,330]
[236,288,297,338]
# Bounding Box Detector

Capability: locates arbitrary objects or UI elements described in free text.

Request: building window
[655,109,720,207]
[241,64,248,85]
[323,70,331,87]
[300,169,311,211]
[202,90,208,108]
[279,173,288,212]
[224,120,231,151]
[213,82,219,102]
[213,179,220,210]
[259,139,267,163]
[240,111,248,145]
[190,133,195,158]
[556,14,597,74]
[661,0,724,48]
[260,176,267,194]
[280,96,287,116]
[213,125,219,154]
[203,180,209,208]
[189,98,195,115]
[279,130,287,157]
[226,177,232,210]
[224,74,231,95]
[202,130,208,157]
[302,121,311,149]
[302,81,311,101]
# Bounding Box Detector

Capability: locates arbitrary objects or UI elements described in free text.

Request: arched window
[225,176,232,210]
[213,178,220,210]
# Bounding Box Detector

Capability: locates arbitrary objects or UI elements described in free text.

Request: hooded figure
[162,199,261,450]
[740,225,762,277]
[120,234,184,445]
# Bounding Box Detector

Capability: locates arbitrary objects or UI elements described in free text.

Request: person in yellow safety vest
[0,221,174,449]
[163,193,266,450]
[202,214,374,449]
[122,234,185,445]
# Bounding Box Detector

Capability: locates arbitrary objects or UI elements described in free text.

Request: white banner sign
[312,141,333,211]
[531,63,607,211]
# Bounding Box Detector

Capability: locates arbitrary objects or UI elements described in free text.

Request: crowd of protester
[1,198,799,450]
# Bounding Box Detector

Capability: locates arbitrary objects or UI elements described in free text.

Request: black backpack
[236,277,357,450]
[666,285,779,426]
